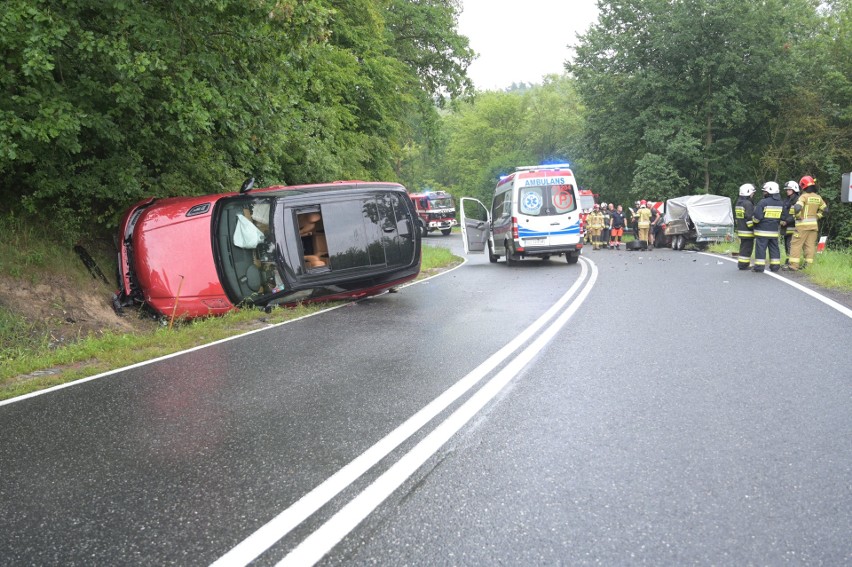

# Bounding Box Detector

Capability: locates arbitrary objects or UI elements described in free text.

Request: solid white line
[703,253,852,320]
[210,259,592,567]
[276,259,599,567]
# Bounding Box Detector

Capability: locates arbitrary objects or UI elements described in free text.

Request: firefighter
[587,204,605,250]
[637,200,652,245]
[630,200,640,239]
[752,181,784,273]
[780,180,799,264]
[582,209,592,244]
[785,175,828,271]
[600,202,611,248]
[735,183,757,270]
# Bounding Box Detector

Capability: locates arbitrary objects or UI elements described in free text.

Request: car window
[215,197,284,304]
[519,184,576,217]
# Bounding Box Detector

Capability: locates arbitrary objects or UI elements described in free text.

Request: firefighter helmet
[593,203,600,210]
[799,175,816,190]
[739,183,756,197]
[762,181,780,195]
[784,180,800,193]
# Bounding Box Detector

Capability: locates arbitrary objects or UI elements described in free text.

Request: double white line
[212,257,599,567]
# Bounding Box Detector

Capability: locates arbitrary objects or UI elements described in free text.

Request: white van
[460,164,583,265]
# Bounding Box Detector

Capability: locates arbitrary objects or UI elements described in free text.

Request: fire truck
[408,190,458,237]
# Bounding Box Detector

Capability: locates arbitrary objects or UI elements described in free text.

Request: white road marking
[211,258,595,566]
[704,253,852,319]
[275,259,599,567]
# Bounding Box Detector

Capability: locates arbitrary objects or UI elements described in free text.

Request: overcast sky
[456,0,600,91]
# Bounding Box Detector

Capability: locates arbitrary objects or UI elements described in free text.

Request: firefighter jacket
[792,191,827,231]
[735,196,755,237]
[781,195,797,232]
[637,207,652,228]
[752,193,784,238]
[588,210,605,230]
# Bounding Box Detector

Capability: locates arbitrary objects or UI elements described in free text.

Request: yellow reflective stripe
[754,230,780,237]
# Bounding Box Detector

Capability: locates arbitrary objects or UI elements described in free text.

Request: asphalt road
[1,234,850,565]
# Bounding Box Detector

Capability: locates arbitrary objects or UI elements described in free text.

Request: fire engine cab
[408,190,458,237]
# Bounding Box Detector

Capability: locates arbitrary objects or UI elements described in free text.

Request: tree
[568,0,816,205]
[0,0,475,241]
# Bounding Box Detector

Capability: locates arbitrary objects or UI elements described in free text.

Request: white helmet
[739,183,756,197]
[762,181,780,195]
[784,180,800,193]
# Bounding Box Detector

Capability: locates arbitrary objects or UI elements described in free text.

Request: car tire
[505,241,517,266]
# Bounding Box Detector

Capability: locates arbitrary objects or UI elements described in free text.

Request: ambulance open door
[459,197,491,255]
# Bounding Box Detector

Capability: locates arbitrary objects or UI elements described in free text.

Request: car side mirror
[239,177,255,194]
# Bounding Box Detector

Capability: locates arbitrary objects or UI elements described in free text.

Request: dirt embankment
[0,273,155,349]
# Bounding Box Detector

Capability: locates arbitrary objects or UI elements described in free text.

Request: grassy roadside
[0,244,462,402]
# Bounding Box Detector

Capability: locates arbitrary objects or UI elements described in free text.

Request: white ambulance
[460,164,583,265]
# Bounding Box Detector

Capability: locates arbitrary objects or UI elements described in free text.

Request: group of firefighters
[584,200,662,250]
[581,176,828,269]
[735,175,828,272]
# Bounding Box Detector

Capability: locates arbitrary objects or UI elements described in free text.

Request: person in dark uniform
[734,183,756,270]
[752,181,784,273]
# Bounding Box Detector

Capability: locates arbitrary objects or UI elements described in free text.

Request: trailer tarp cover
[664,194,733,225]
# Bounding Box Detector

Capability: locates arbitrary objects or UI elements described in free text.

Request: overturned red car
[114,179,421,319]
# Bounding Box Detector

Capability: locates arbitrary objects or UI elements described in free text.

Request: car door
[460,197,491,254]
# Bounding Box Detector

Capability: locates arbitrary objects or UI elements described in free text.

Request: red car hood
[132,199,232,317]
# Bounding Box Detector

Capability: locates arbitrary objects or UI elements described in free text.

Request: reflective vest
[735,196,754,238]
[752,194,784,238]
[793,192,827,231]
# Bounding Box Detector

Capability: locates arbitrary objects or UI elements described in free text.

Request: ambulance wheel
[441,228,452,236]
[566,252,580,264]
[487,241,499,263]
[505,242,518,266]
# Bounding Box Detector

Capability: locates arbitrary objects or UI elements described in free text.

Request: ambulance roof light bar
[515,163,571,172]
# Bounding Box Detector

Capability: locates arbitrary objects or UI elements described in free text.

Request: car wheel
[541,255,551,261]
[566,252,580,264]
[488,240,499,263]
[441,228,452,236]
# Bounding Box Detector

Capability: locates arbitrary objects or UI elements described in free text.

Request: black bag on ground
[626,240,646,251]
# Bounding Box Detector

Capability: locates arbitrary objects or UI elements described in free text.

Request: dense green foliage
[403,76,586,205]
[3,0,849,246]
[1,0,473,241]
[562,0,850,243]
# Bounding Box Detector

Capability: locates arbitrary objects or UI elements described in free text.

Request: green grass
[420,243,461,271]
[0,242,462,401]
